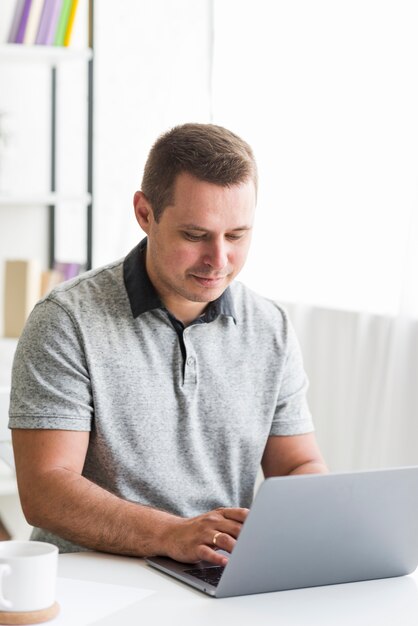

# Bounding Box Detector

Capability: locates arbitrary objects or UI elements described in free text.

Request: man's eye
[226,234,244,241]
[184,232,205,242]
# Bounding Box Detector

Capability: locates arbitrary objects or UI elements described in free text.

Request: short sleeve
[269,310,314,436]
[9,298,93,431]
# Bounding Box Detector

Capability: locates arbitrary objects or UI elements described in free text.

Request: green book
[54,0,72,46]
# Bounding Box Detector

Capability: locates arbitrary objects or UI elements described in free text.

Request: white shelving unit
[0,192,91,207]
[0,42,92,63]
[0,37,94,536]
[0,41,94,269]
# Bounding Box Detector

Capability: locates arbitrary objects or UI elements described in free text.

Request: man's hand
[12,430,249,562]
[159,507,249,566]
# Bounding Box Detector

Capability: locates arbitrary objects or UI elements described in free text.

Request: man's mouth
[191,274,227,287]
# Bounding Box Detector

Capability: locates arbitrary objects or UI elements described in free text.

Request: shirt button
[186,356,195,366]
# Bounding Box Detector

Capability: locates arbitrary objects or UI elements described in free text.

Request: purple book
[53,261,83,281]
[35,0,54,44]
[14,0,33,43]
[43,0,63,45]
[7,0,26,43]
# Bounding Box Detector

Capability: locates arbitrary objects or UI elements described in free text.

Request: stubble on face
[144,173,256,323]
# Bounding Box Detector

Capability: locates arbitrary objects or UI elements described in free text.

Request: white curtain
[284,302,418,472]
[280,138,418,471]
[286,198,418,472]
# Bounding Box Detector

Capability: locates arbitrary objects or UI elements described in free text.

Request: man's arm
[261,433,328,477]
[12,429,248,565]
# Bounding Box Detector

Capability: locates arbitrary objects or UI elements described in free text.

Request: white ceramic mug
[0,541,58,612]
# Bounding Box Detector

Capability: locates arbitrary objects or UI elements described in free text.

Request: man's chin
[183,283,228,304]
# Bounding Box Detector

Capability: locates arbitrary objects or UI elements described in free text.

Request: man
[10,123,327,565]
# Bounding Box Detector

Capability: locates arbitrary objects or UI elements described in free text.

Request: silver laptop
[146,466,418,598]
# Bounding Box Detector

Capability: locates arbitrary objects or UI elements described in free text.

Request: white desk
[49,552,418,626]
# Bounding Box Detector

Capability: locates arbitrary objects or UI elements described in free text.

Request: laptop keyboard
[184,565,225,587]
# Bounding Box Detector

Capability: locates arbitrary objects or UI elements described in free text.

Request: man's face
[135,171,256,323]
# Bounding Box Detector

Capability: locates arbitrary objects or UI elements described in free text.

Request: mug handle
[0,564,12,610]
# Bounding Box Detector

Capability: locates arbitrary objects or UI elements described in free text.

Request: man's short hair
[141,123,258,221]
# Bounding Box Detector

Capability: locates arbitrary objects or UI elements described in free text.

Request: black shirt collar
[123,237,236,323]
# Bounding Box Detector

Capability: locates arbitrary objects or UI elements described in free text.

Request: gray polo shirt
[9,239,313,552]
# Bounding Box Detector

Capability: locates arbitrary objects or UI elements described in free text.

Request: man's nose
[204,240,228,270]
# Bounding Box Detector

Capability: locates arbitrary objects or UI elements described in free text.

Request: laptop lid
[146,466,418,598]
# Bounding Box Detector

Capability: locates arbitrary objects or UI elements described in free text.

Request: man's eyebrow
[178,224,252,232]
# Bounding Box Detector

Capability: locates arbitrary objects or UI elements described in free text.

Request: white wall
[93,0,213,266]
[212,0,418,317]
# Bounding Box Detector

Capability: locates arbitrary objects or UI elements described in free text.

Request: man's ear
[133,191,154,233]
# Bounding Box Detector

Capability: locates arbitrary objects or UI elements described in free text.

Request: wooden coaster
[0,602,59,625]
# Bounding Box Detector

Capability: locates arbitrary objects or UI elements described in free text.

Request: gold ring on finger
[212,531,222,546]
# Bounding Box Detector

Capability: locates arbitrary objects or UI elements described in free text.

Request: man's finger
[198,544,229,566]
[219,507,249,522]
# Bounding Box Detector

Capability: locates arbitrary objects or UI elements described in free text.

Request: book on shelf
[40,268,64,296]
[7,0,25,42]
[5,0,81,47]
[3,259,41,338]
[34,0,63,45]
[1,0,19,44]
[53,261,83,281]
[63,0,79,46]
[35,0,59,45]
[23,0,44,44]
[54,0,72,46]
[2,260,82,338]
[13,0,32,43]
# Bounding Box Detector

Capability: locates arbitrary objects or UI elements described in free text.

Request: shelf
[0,10,94,269]
[0,43,92,65]
[0,192,92,207]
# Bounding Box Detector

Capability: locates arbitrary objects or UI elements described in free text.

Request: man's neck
[162,298,208,326]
